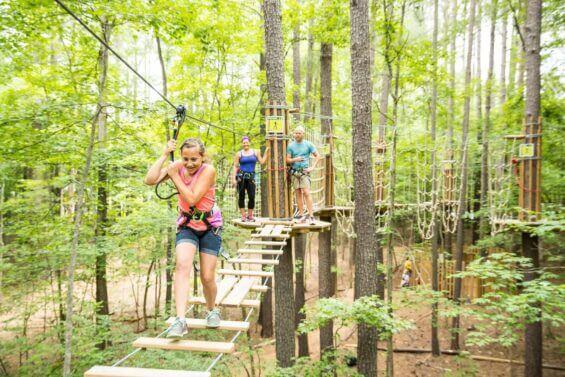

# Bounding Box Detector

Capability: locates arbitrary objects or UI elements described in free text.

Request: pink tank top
[177,163,216,231]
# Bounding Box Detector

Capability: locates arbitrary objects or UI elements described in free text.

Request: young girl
[231,136,269,222]
[144,138,222,337]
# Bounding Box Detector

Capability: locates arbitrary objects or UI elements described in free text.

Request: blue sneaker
[206,308,221,328]
[167,318,188,339]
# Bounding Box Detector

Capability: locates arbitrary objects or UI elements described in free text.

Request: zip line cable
[54,0,245,137]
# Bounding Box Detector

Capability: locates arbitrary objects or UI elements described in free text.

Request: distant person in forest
[232,136,269,222]
[401,257,413,288]
[286,126,320,224]
[144,138,223,337]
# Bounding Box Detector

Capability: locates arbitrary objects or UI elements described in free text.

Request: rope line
[54,0,246,137]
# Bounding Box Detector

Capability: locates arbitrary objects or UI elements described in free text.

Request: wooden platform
[227,258,279,265]
[232,217,331,234]
[85,366,210,377]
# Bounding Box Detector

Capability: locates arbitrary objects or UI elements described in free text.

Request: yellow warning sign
[266,116,284,133]
[519,143,534,158]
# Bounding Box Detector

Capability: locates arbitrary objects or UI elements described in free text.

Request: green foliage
[298,296,414,341]
[269,350,361,377]
[452,252,565,348]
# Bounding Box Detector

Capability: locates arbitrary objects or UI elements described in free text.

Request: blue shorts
[175,227,222,256]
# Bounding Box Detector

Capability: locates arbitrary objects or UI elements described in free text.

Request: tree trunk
[481,0,498,253]
[303,20,315,123]
[351,0,379,374]
[94,18,112,350]
[500,9,508,105]
[319,42,334,358]
[294,234,309,357]
[522,0,542,374]
[155,34,174,317]
[471,1,483,245]
[63,108,99,377]
[444,0,458,257]
[263,0,294,367]
[430,0,441,357]
[258,51,274,338]
[293,19,301,112]
[451,0,476,352]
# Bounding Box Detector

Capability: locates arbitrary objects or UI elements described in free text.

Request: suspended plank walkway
[84,223,291,377]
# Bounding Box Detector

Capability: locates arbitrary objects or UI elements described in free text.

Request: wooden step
[245,240,287,246]
[258,224,275,236]
[221,277,256,307]
[270,225,288,236]
[133,337,235,353]
[218,269,273,278]
[251,285,269,292]
[85,366,210,377]
[238,248,283,255]
[214,276,238,304]
[165,318,250,331]
[189,296,261,308]
[228,258,279,265]
[251,233,290,239]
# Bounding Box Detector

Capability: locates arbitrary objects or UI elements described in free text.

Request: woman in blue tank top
[232,136,269,221]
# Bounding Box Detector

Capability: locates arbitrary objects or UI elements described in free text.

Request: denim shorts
[175,226,222,256]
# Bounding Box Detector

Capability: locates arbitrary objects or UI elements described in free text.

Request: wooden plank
[133,337,235,353]
[218,269,274,278]
[214,276,238,304]
[245,240,286,246]
[221,277,256,307]
[251,233,290,239]
[189,296,260,308]
[259,224,275,236]
[250,285,269,292]
[165,318,250,331]
[270,224,286,236]
[85,366,210,377]
[238,248,283,255]
[228,258,279,265]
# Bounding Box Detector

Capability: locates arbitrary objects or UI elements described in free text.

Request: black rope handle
[155,105,187,200]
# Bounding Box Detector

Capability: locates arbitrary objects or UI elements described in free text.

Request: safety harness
[236,171,255,183]
[177,206,221,235]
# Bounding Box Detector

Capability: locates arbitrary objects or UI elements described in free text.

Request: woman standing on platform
[144,138,223,337]
[232,136,269,222]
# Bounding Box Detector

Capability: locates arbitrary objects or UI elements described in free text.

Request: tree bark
[522,0,542,374]
[263,0,294,367]
[319,42,334,358]
[303,20,315,123]
[63,109,99,377]
[155,34,174,317]
[500,10,508,105]
[444,0,458,257]
[294,234,309,357]
[481,0,498,253]
[351,0,379,374]
[94,18,112,350]
[258,52,274,338]
[293,19,301,113]
[430,0,441,357]
[451,0,476,352]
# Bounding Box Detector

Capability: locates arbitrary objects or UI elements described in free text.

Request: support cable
[54,0,245,137]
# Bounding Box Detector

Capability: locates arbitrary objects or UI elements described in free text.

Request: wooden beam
[228,258,279,265]
[132,337,235,353]
[218,269,274,278]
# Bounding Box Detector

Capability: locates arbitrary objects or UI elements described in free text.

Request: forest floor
[1,235,563,376]
[240,236,565,377]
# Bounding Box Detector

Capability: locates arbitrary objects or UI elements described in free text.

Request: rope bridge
[85,223,291,377]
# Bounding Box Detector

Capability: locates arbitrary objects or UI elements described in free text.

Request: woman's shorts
[175,227,222,257]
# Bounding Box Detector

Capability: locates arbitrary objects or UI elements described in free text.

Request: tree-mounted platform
[232,217,331,234]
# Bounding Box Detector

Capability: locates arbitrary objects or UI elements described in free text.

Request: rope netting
[488,137,520,233]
